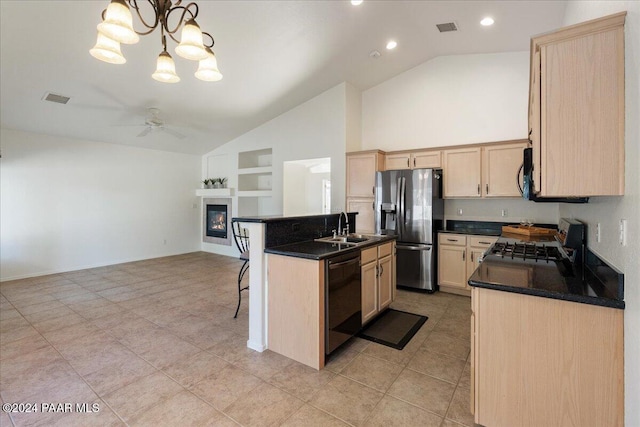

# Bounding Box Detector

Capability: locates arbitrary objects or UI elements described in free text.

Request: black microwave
[519,148,589,204]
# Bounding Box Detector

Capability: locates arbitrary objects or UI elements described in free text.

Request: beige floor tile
[0,316,30,333]
[458,361,471,390]
[445,385,474,427]
[41,321,103,346]
[207,333,253,363]
[364,395,443,427]
[91,310,140,330]
[308,375,384,427]
[433,317,470,341]
[128,330,201,369]
[233,349,295,381]
[406,348,467,384]
[102,371,183,423]
[82,353,156,395]
[16,300,66,315]
[31,312,87,333]
[280,404,349,427]
[0,333,51,361]
[163,351,229,388]
[0,307,21,320]
[190,364,263,411]
[420,330,470,360]
[340,353,403,392]
[131,390,233,427]
[27,400,124,427]
[324,347,360,374]
[441,419,468,427]
[0,325,41,346]
[23,306,76,324]
[386,369,456,416]
[224,382,304,426]
[268,362,336,402]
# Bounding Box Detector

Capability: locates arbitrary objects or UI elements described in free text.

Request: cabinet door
[347,153,379,198]
[539,23,624,196]
[412,150,441,169]
[438,245,467,288]
[482,143,527,197]
[347,198,375,234]
[385,153,411,170]
[443,148,481,198]
[466,250,485,282]
[361,261,378,324]
[378,255,393,311]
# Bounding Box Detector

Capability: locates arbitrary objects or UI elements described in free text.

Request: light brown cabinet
[471,287,624,426]
[346,151,384,233]
[385,150,441,170]
[443,142,527,198]
[529,12,625,197]
[438,234,498,296]
[361,242,394,324]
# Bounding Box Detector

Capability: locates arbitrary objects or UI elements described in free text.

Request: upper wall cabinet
[385,150,441,170]
[443,141,527,198]
[346,150,385,198]
[529,12,626,197]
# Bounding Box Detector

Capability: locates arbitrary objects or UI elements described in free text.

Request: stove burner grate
[491,242,563,263]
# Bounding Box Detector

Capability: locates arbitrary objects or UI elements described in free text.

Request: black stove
[489,241,565,263]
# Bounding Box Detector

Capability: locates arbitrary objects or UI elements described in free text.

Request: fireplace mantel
[195,188,234,197]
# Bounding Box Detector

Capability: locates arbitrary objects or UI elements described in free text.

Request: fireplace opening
[206,204,228,238]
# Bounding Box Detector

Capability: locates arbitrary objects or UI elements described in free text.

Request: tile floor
[0,252,473,427]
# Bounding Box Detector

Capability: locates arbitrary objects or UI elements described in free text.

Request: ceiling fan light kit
[91,0,222,83]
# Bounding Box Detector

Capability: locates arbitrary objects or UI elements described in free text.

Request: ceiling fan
[132,107,186,139]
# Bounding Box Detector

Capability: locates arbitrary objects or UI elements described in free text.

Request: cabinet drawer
[468,236,498,249]
[439,234,467,246]
[361,246,378,265]
[378,242,393,258]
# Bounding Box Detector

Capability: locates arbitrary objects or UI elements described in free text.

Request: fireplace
[202,198,232,246]
[206,204,228,238]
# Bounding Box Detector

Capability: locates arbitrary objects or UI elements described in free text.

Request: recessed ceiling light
[386,40,397,50]
[480,17,494,26]
[351,0,363,5]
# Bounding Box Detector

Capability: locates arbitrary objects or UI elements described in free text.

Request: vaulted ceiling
[0,1,566,154]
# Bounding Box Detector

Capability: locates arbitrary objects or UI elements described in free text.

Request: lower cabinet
[471,287,624,426]
[362,242,394,324]
[438,234,497,296]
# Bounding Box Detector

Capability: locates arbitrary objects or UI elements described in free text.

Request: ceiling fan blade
[137,127,152,137]
[161,127,187,139]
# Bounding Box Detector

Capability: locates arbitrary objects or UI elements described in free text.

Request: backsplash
[264,213,357,248]
[444,199,560,224]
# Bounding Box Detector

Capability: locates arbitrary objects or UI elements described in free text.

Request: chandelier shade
[175,19,208,61]
[97,0,139,45]
[91,0,221,83]
[90,32,126,64]
[152,51,180,83]
[195,47,223,81]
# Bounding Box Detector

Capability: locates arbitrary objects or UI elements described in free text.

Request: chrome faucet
[338,212,349,236]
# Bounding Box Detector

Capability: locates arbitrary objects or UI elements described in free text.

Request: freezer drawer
[396,243,436,292]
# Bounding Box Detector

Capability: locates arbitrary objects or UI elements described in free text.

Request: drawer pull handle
[447,239,458,242]
[462,251,466,261]
[479,241,492,245]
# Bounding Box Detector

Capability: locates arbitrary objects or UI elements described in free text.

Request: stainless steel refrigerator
[375,169,444,292]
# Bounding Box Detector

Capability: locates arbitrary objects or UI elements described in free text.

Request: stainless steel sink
[315,234,370,245]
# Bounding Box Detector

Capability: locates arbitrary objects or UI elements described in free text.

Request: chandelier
[90,0,222,83]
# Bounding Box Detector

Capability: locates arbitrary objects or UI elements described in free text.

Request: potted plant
[212,178,222,188]
[220,177,228,188]
[202,178,211,189]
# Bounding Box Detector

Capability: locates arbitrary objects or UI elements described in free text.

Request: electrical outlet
[457,208,463,216]
[596,223,601,243]
[501,209,508,217]
[619,219,627,246]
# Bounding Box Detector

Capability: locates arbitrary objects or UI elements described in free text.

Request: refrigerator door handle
[397,244,431,251]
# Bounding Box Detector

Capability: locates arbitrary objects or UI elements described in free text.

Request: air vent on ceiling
[42,92,71,104]
[436,22,458,33]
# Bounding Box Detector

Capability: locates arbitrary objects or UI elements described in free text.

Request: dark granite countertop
[469,244,624,310]
[443,220,556,237]
[265,235,397,260]
[233,213,354,224]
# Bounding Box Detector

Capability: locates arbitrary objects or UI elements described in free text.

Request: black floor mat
[357,309,428,350]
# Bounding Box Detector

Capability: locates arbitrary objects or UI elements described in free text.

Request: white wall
[0,128,201,281]
[202,83,350,255]
[361,51,559,224]
[559,3,640,426]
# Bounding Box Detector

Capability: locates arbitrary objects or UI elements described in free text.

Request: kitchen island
[232,213,395,369]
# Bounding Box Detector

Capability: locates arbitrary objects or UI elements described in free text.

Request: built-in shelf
[237,166,273,175]
[237,148,273,194]
[195,188,234,197]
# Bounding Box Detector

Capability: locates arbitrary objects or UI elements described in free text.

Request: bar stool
[231,220,250,318]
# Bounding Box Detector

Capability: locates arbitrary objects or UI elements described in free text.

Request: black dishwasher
[325,251,362,355]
